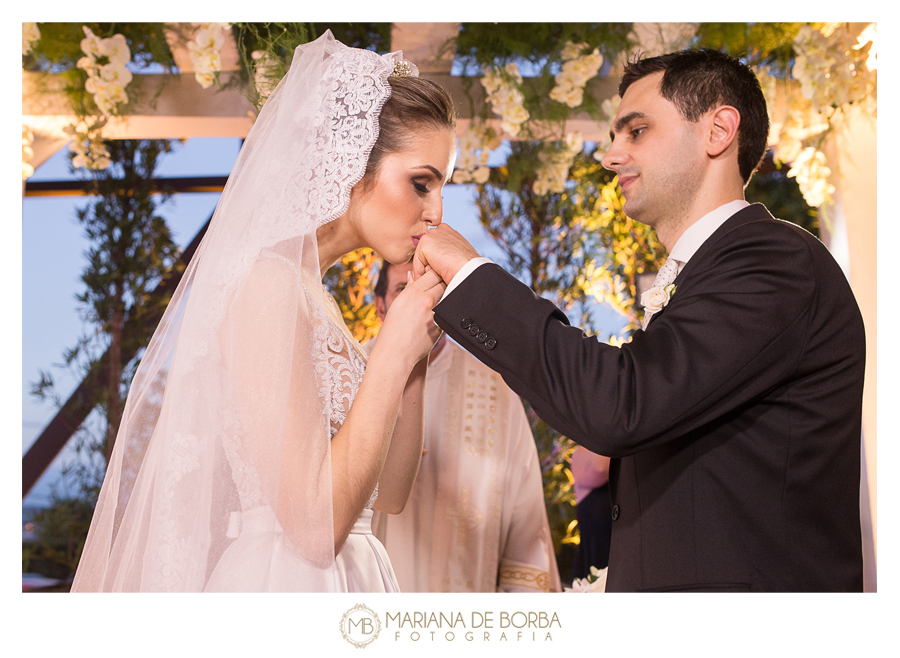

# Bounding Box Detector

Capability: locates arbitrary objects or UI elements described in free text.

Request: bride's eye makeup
[410,164,445,197]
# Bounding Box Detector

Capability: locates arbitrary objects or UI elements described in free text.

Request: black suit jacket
[434,204,865,592]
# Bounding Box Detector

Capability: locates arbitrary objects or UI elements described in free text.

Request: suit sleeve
[433,222,817,458]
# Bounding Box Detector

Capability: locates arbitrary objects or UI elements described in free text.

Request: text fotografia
[386,611,561,642]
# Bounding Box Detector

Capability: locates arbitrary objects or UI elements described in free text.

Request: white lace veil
[72,31,404,591]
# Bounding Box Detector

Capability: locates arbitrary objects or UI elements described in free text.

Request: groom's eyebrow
[611,111,647,140]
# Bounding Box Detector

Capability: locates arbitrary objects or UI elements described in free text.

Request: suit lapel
[643,204,774,330]
[673,203,774,285]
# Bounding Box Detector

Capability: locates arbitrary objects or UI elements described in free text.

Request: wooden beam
[390,22,459,73]
[23,69,621,143]
[23,70,258,142]
[24,176,231,197]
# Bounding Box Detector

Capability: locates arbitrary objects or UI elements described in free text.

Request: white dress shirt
[666,199,749,274]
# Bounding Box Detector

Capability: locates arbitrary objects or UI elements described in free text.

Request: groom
[415,49,865,592]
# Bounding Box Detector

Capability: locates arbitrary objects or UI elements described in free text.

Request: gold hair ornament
[390,56,419,78]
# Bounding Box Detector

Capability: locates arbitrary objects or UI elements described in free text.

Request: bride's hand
[374,268,446,367]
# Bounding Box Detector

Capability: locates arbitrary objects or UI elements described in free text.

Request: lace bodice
[310,288,379,510]
[310,288,368,438]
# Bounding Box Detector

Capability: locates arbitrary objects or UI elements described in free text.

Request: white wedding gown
[204,286,400,592]
[204,507,398,592]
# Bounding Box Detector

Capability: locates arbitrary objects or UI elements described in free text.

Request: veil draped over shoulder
[72,31,402,591]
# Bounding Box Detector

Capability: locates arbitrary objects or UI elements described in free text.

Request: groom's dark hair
[373,259,392,300]
[619,48,770,185]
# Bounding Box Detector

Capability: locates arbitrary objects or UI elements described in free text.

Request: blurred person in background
[369,259,560,592]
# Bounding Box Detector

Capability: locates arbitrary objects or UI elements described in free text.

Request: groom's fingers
[411,268,445,293]
[407,268,446,306]
[412,242,430,280]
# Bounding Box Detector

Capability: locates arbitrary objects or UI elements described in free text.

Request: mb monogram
[339,604,382,648]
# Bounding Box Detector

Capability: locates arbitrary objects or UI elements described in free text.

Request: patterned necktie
[653,257,680,289]
[641,258,681,330]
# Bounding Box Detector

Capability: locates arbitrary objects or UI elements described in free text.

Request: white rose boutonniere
[641,283,677,329]
[564,566,608,593]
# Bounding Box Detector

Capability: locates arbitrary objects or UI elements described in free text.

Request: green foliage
[231,22,391,108]
[476,141,591,308]
[746,164,820,237]
[312,23,392,51]
[25,22,174,71]
[230,22,316,107]
[76,140,182,345]
[476,142,665,326]
[692,21,852,78]
[455,22,634,71]
[23,493,95,583]
[454,23,635,141]
[567,156,667,334]
[693,22,805,72]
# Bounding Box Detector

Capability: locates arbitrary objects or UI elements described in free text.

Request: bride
[71,31,457,592]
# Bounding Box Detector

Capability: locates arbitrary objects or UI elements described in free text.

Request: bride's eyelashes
[412,179,430,196]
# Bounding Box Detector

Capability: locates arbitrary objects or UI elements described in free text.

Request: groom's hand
[412,225,480,284]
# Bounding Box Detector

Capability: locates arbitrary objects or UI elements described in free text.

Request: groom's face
[601,72,706,229]
[374,262,412,320]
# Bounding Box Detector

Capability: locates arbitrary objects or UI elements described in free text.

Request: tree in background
[28,140,181,583]
[32,139,182,500]
[22,493,94,585]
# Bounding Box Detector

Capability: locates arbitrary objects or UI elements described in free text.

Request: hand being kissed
[411,224,481,284]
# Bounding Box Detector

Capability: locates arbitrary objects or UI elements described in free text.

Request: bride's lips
[412,233,426,246]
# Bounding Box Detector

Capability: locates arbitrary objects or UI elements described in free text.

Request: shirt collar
[668,199,750,266]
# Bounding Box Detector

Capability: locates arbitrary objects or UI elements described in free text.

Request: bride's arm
[370,354,427,514]
[328,270,444,555]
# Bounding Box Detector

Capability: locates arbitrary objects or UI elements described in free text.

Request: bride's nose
[423,194,443,227]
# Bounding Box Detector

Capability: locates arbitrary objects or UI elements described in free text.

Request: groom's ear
[705,105,741,158]
[374,295,387,321]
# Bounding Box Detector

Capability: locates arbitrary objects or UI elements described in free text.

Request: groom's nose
[600,138,625,172]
